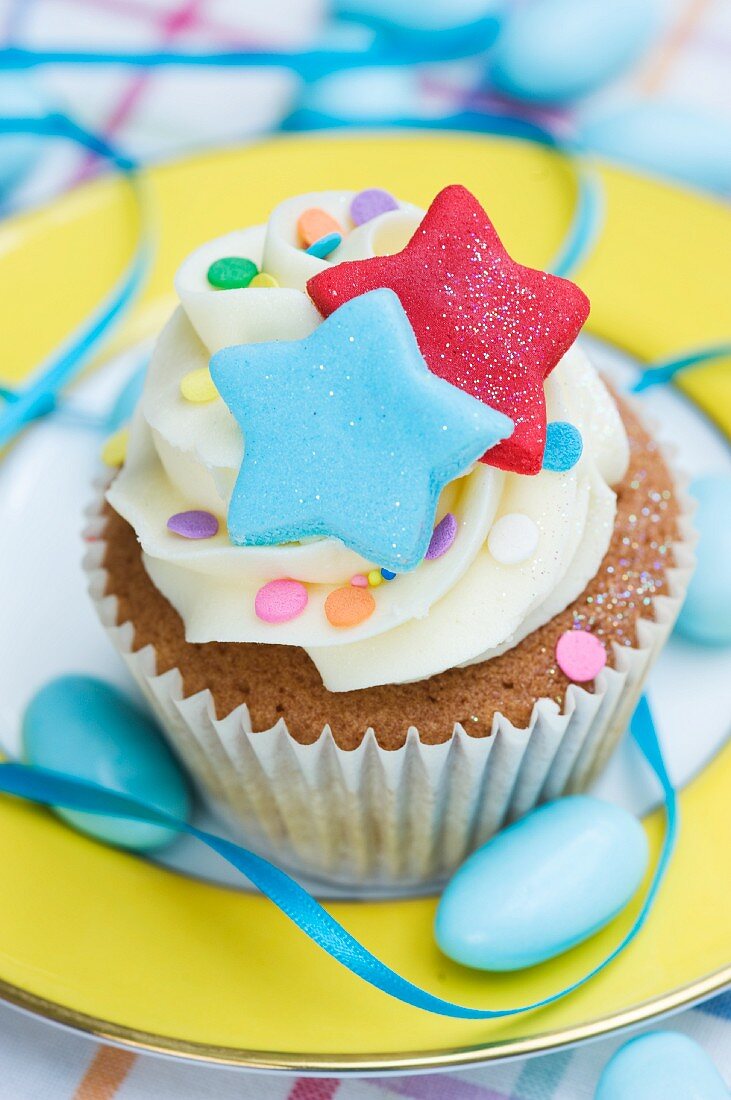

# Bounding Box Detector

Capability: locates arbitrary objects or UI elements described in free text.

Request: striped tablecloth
[0,0,729,1095]
[0,994,729,1098]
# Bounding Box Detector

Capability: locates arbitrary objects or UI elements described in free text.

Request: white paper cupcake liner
[83,437,695,895]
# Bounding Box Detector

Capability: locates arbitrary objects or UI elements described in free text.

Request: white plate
[1,337,729,895]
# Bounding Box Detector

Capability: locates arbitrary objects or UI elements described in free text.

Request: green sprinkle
[207,256,258,290]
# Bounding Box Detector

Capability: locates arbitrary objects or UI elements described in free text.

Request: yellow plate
[1,134,730,1073]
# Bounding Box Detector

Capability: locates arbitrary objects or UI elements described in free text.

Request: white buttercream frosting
[108,190,630,692]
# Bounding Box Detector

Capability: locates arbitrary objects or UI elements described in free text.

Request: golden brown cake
[86,186,693,888]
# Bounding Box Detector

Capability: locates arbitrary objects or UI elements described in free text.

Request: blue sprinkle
[306,232,342,259]
[543,421,583,472]
[381,568,397,580]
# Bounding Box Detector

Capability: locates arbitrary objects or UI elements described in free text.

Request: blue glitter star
[210,289,513,572]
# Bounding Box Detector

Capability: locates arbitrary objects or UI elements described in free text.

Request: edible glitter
[307,184,590,476]
[466,408,682,727]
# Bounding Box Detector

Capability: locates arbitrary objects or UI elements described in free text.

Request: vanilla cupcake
[86,186,693,890]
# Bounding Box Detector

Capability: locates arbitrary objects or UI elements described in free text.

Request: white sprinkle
[487,513,539,565]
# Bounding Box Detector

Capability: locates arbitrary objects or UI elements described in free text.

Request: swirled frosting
[108,190,630,692]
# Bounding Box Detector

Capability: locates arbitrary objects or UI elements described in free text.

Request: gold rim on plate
[0,969,730,1072]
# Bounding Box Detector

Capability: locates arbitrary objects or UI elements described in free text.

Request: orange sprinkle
[297,207,342,248]
[325,585,375,628]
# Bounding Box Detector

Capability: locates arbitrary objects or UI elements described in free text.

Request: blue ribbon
[0,695,676,1019]
[0,112,152,450]
[2,44,490,79]
[632,342,731,393]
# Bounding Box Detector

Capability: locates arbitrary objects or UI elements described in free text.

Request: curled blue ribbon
[0,112,152,449]
[632,342,731,393]
[0,695,676,1019]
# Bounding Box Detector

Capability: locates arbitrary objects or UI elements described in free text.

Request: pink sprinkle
[425,512,457,560]
[255,579,309,624]
[556,630,607,683]
[350,574,369,587]
[350,188,399,226]
[167,510,219,539]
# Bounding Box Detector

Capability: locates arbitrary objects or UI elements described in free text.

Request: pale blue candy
[675,475,731,646]
[302,67,426,124]
[435,795,648,970]
[578,103,731,194]
[22,675,190,851]
[0,72,48,207]
[490,0,659,104]
[595,1032,730,1100]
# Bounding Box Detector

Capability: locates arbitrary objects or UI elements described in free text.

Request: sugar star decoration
[209,289,513,573]
[307,184,590,476]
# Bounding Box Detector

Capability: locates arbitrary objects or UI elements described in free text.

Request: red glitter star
[307,184,590,475]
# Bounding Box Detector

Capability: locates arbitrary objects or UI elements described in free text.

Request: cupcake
[86,184,694,891]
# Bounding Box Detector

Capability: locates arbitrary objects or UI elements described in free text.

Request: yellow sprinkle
[367,569,383,588]
[101,427,128,467]
[249,272,279,288]
[180,368,218,403]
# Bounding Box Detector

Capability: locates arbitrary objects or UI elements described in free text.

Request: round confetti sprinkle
[555,630,607,683]
[297,207,342,248]
[325,586,375,628]
[425,512,458,560]
[350,573,368,587]
[306,232,342,259]
[255,579,309,624]
[543,421,583,472]
[249,272,279,288]
[381,568,396,581]
[101,427,128,467]
[167,510,219,539]
[180,368,218,403]
[350,188,399,226]
[367,569,383,587]
[487,513,539,565]
[207,256,258,290]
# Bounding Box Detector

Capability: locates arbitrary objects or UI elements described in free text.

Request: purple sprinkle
[350,188,399,226]
[167,510,219,539]
[425,512,457,560]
